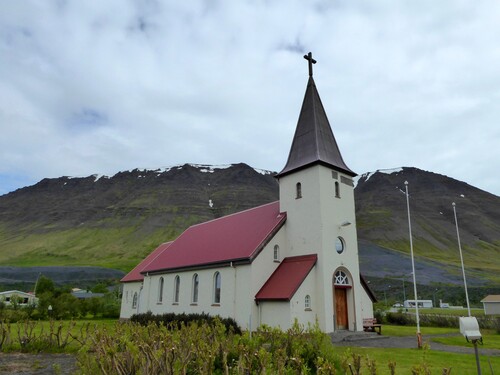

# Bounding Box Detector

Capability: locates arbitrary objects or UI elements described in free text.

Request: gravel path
[0,353,77,375]
[331,332,500,356]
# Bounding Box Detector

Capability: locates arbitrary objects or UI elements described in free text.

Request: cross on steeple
[303,52,317,77]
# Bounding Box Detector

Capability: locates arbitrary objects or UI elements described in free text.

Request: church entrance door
[335,288,348,329]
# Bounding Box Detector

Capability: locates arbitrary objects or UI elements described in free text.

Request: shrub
[386,312,415,326]
[374,309,385,324]
[76,320,340,374]
[130,311,242,334]
[419,314,458,328]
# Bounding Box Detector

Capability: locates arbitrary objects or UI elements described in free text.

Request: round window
[335,237,345,254]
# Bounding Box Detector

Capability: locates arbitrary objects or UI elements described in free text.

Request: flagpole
[452,202,471,316]
[405,181,422,348]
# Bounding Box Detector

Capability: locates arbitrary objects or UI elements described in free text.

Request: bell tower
[277,53,364,332]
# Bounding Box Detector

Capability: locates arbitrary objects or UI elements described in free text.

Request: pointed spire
[277,58,356,178]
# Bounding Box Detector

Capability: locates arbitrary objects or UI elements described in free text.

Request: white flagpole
[405,181,422,348]
[452,202,471,317]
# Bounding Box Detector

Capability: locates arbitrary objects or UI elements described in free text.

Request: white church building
[120,54,376,333]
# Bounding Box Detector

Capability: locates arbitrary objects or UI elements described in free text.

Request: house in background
[70,289,105,300]
[0,290,38,306]
[120,55,376,332]
[404,300,433,308]
[481,295,500,315]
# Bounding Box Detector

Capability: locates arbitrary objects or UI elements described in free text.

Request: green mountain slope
[355,167,500,282]
[0,163,279,271]
[0,165,498,285]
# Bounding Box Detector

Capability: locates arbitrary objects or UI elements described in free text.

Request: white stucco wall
[289,266,318,328]
[127,230,289,331]
[359,286,374,320]
[120,282,143,318]
[259,302,291,329]
[257,262,317,330]
[279,165,367,332]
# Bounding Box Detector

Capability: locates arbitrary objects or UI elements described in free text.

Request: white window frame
[213,272,221,304]
[173,275,180,303]
[158,277,164,303]
[305,294,311,309]
[192,273,199,304]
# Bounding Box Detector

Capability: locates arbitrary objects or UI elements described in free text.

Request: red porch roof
[142,201,286,273]
[121,241,173,282]
[255,254,317,301]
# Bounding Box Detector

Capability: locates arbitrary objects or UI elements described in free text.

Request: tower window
[334,270,350,285]
[273,245,280,261]
[335,181,340,198]
[335,237,345,254]
[305,294,311,309]
[296,182,302,199]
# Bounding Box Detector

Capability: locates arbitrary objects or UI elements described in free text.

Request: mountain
[355,167,500,284]
[0,164,499,289]
[0,163,279,271]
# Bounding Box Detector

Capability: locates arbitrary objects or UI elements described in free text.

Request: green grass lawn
[342,347,499,375]
[6,319,118,352]
[338,325,500,374]
[382,324,457,337]
[431,329,500,350]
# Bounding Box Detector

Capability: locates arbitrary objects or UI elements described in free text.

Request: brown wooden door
[335,288,348,330]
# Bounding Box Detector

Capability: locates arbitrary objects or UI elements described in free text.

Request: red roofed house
[120,55,375,332]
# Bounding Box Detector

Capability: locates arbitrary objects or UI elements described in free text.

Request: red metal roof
[255,254,317,301]
[142,201,286,273]
[121,241,173,282]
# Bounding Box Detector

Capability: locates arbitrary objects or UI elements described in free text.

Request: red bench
[363,318,382,335]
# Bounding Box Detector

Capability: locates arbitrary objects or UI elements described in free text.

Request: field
[2,319,499,374]
[342,347,499,375]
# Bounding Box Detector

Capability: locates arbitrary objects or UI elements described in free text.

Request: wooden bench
[363,318,382,335]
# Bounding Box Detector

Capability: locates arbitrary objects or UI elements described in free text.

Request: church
[120,54,376,333]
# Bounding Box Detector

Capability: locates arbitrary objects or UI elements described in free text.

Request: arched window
[192,274,199,303]
[335,181,340,198]
[296,182,302,199]
[213,272,221,304]
[305,294,311,309]
[132,292,138,308]
[334,270,350,285]
[173,275,180,303]
[273,245,280,261]
[158,277,164,303]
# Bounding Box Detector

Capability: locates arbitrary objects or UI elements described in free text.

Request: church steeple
[277,53,356,178]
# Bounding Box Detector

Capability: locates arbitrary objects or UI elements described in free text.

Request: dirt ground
[0,353,77,375]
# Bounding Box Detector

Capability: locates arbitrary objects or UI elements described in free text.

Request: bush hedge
[130,311,242,335]
[385,312,500,331]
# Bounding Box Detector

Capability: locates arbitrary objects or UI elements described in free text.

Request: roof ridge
[188,201,282,228]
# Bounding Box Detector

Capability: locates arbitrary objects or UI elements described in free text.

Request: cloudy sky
[1,1,499,196]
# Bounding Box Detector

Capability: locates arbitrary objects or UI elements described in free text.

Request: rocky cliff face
[0,163,279,232]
